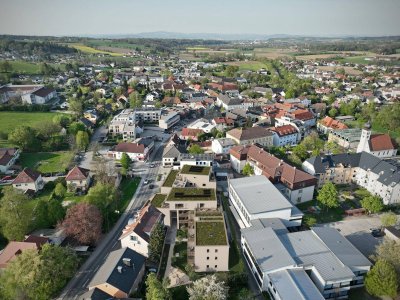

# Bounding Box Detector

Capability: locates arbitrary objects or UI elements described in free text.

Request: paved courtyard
[317,216,384,258]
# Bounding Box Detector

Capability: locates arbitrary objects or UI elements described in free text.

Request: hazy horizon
[1,0,399,37]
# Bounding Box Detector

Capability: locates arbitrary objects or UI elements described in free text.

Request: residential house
[216,94,252,111]
[211,138,236,154]
[179,153,214,168]
[65,166,91,192]
[271,125,299,147]
[212,117,234,131]
[159,110,180,130]
[83,109,99,125]
[88,247,146,298]
[108,141,154,161]
[162,145,182,167]
[317,116,348,134]
[180,128,203,141]
[226,127,273,148]
[120,204,164,257]
[0,147,20,174]
[187,119,216,133]
[229,144,252,173]
[228,176,303,228]
[12,168,44,193]
[108,109,137,141]
[21,86,57,104]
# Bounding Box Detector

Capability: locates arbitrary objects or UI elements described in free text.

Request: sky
[0,0,399,37]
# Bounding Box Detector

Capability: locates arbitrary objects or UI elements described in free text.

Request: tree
[373,240,400,275]
[68,121,86,135]
[35,120,61,140]
[381,212,398,227]
[129,91,143,109]
[0,60,12,73]
[292,143,308,160]
[145,273,171,300]
[68,98,83,116]
[0,187,31,241]
[76,130,89,150]
[225,65,239,77]
[317,182,339,210]
[53,115,71,128]
[148,223,165,263]
[187,274,228,300]
[60,203,102,246]
[47,198,66,226]
[328,108,338,117]
[85,183,117,228]
[8,126,38,151]
[365,259,398,299]
[188,144,205,154]
[325,141,342,155]
[303,215,317,227]
[242,163,254,176]
[120,153,132,171]
[301,132,324,156]
[237,288,254,300]
[361,195,384,214]
[0,244,78,300]
[54,182,67,198]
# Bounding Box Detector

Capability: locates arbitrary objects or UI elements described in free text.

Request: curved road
[58,141,165,299]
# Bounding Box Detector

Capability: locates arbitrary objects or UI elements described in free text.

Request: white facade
[120,232,149,258]
[356,128,397,158]
[159,111,180,130]
[272,132,298,147]
[211,138,236,154]
[13,175,44,192]
[230,155,246,173]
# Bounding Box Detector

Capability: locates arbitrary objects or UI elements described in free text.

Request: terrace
[151,193,167,208]
[162,170,179,187]
[180,165,211,176]
[195,219,228,246]
[166,188,216,202]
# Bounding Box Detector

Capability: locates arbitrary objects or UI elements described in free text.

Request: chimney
[117,266,123,273]
[123,258,132,267]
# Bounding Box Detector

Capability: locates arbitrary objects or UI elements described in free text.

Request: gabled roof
[163,145,181,158]
[369,134,397,151]
[12,168,41,184]
[319,116,348,130]
[32,87,55,97]
[181,128,203,137]
[120,204,163,242]
[0,148,18,166]
[89,247,146,294]
[66,166,90,181]
[112,142,145,154]
[79,287,112,300]
[271,124,298,137]
[227,127,272,141]
[229,144,252,160]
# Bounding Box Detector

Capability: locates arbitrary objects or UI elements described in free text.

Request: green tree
[129,91,143,109]
[0,60,13,73]
[381,212,398,227]
[225,65,239,77]
[46,199,66,226]
[303,215,317,227]
[365,259,398,299]
[68,98,83,116]
[53,115,71,128]
[325,141,342,155]
[68,121,86,135]
[188,144,205,154]
[285,88,296,99]
[0,187,31,241]
[85,183,117,228]
[148,223,165,263]
[301,132,324,156]
[317,182,339,210]
[361,195,384,214]
[145,273,171,300]
[293,144,308,160]
[76,131,89,150]
[242,163,254,176]
[8,126,38,151]
[0,244,78,300]
[120,153,132,171]
[54,182,67,198]
[328,108,338,117]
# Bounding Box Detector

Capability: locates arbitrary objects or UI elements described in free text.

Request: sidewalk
[163,223,177,281]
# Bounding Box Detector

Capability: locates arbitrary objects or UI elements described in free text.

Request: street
[58,138,166,299]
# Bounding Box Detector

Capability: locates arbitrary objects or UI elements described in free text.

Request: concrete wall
[194,245,229,272]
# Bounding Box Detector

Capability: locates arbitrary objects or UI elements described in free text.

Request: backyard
[172,241,188,272]
[19,151,74,173]
[0,112,64,134]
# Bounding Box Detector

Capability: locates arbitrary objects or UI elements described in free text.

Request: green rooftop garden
[166,188,216,201]
[151,194,167,208]
[196,221,227,246]
[162,170,179,187]
[180,165,211,176]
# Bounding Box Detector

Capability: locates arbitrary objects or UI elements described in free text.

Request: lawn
[341,56,374,65]
[0,60,66,75]
[297,200,344,224]
[180,165,210,176]
[0,112,64,134]
[172,242,188,272]
[119,177,141,211]
[225,61,269,71]
[19,151,73,173]
[167,188,216,201]
[69,44,124,57]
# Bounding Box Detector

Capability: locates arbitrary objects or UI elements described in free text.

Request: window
[207,249,210,253]
[215,257,218,260]
[215,265,217,268]
[206,265,209,268]
[215,249,218,253]
[207,257,209,260]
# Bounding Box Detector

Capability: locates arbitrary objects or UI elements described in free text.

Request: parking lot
[317,216,383,258]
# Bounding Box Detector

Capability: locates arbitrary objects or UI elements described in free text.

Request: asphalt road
[58,141,165,299]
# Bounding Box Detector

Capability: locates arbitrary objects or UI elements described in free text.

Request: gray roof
[163,145,181,158]
[329,128,362,143]
[312,227,372,268]
[241,227,296,273]
[89,247,145,294]
[250,218,288,235]
[79,288,112,300]
[215,138,236,147]
[229,176,294,214]
[180,153,215,161]
[268,269,324,300]
[279,230,355,281]
[305,153,362,174]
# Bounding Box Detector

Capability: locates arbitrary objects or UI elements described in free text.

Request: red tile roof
[0,148,18,166]
[229,145,252,160]
[181,128,203,137]
[319,116,348,130]
[65,166,90,181]
[272,125,298,137]
[369,134,397,151]
[113,143,145,154]
[227,127,273,141]
[12,168,41,184]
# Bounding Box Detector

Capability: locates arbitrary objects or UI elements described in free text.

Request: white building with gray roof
[241,226,371,300]
[228,176,303,228]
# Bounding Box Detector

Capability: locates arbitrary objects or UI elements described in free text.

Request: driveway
[316,216,383,258]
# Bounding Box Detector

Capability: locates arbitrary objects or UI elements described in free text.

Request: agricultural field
[69,43,124,56]
[0,112,63,134]
[0,60,66,75]
[316,65,363,75]
[19,151,74,173]
[253,47,295,59]
[225,60,269,71]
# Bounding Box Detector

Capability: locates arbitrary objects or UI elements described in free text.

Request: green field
[225,61,269,71]
[0,60,66,75]
[341,56,374,65]
[19,151,73,173]
[0,112,63,134]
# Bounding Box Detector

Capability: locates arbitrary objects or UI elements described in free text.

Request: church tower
[356,122,371,153]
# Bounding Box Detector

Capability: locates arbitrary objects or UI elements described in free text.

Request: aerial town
[0,2,400,300]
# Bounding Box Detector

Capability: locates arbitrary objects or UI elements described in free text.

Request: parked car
[149,184,155,189]
[1,175,13,181]
[144,179,149,185]
[149,163,155,168]
[370,228,384,237]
